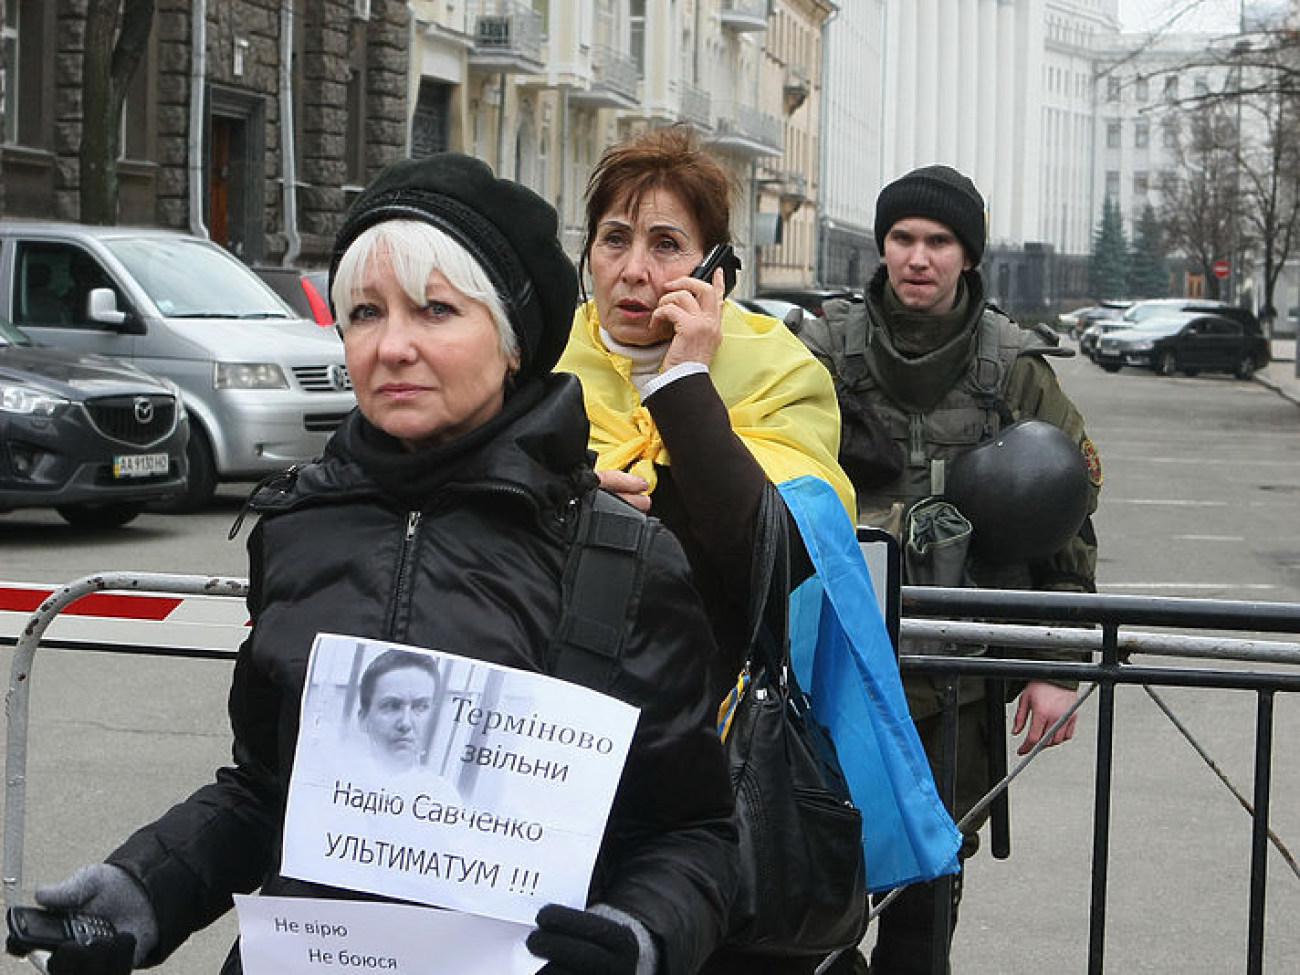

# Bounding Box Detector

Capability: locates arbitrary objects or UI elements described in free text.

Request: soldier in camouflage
[799,165,1103,975]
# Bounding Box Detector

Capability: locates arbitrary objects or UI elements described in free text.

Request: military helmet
[945,419,1091,562]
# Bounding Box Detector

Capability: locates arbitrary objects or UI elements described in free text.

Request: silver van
[0,222,355,510]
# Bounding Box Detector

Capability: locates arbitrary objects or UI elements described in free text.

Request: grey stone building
[0,0,412,266]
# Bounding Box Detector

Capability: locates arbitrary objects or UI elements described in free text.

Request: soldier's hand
[1011,681,1078,755]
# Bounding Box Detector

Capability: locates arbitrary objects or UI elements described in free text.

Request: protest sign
[234,895,543,975]
[281,633,640,924]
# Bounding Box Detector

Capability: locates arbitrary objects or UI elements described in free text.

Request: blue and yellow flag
[781,475,961,891]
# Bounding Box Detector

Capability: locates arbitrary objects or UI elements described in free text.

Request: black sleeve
[105,522,284,963]
[645,371,814,610]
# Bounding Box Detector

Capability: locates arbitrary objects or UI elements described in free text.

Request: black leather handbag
[721,484,870,956]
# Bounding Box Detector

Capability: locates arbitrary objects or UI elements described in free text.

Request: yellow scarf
[556,300,856,521]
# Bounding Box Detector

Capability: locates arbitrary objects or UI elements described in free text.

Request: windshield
[1128,317,1188,336]
[0,317,33,347]
[104,237,295,320]
[1125,302,1185,323]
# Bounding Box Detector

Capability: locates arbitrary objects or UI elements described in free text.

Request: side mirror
[87,287,134,330]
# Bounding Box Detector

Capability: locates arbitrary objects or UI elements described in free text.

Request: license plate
[113,453,170,478]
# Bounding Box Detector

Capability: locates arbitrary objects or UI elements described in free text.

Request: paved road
[2,347,1298,973]
[945,350,1300,973]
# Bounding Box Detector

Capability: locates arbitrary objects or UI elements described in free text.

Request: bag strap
[548,489,650,691]
[745,483,793,683]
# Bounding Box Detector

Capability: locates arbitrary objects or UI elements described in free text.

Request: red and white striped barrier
[0,580,250,655]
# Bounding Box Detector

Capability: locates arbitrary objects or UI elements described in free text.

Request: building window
[1134,171,1149,196]
[3,0,52,148]
[1135,77,1149,102]
[1106,121,1121,149]
[1135,121,1149,149]
[1164,75,1179,100]
[1194,76,1209,98]
[1106,170,1120,198]
[411,81,451,158]
[1107,75,1121,102]
[630,0,644,75]
[1162,119,1179,148]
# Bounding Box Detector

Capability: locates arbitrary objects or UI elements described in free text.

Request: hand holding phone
[689,243,741,297]
[7,906,118,955]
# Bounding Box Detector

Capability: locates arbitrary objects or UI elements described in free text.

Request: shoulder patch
[1081,436,1103,487]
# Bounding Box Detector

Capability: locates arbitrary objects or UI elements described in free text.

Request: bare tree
[1229,33,1300,330]
[80,0,156,225]
[1145,20,1300,310]
[1159,107,1244,300]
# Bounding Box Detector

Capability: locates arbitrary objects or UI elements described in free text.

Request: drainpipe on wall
[497,73,509,176]
[188,0,208,238]
[280,0,301,266]
[816,4,839,287]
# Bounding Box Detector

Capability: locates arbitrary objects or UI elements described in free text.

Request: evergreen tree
[1090,197,1129,299]
[1128,204,1171,298]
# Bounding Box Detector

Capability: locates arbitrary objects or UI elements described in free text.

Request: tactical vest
[818,298,1061,529]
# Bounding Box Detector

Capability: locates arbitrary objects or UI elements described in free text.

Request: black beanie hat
[874,165,986,266]
[329,153,578,381]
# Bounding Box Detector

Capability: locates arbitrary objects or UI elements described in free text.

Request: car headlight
[214,363,289,390]
[0,381,67,416]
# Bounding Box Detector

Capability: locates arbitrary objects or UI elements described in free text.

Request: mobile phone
[690,243,741,297]
[6,906,117,954]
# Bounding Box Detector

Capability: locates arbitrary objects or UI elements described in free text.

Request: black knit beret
[874,165,987,266]
[329,153,578,381]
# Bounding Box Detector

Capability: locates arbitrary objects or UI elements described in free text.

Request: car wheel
[151,427,217,513]
[56,503,143,529]
[1156,351,1178,376]
[1101,363,1121,373]
[1234,354,1256,379]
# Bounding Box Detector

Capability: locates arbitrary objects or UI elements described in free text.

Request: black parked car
[1094,312,1270,378]
[1121,298,1260,334]
[0,317,188,527]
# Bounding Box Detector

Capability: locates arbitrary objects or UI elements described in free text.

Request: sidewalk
[1257,337,1299,407]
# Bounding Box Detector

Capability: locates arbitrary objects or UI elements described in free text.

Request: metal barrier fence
[4,576,1300,972]
[899,586,1300,975]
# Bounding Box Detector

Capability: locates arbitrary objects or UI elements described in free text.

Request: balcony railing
[678,82,711,129]
[467,0,544,73]
[711,100,783,157]
[720,0,768,32]
[568,44,640,108]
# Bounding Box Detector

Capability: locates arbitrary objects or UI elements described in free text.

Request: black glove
[44,933,137,975]
[526,904,646,975]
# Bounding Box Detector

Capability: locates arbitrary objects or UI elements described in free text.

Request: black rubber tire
[1101,363,1121,373]
[1156,351,1178,376]
[1234,354,1256,380]
[56,503,143,529]
[151,427,218,513]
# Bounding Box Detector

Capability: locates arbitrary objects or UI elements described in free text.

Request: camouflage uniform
[799,265,1102,974]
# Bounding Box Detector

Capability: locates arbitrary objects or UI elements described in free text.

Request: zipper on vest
[386,510,422,641]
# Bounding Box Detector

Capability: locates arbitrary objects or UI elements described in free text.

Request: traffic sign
[1212,258,1231,279]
